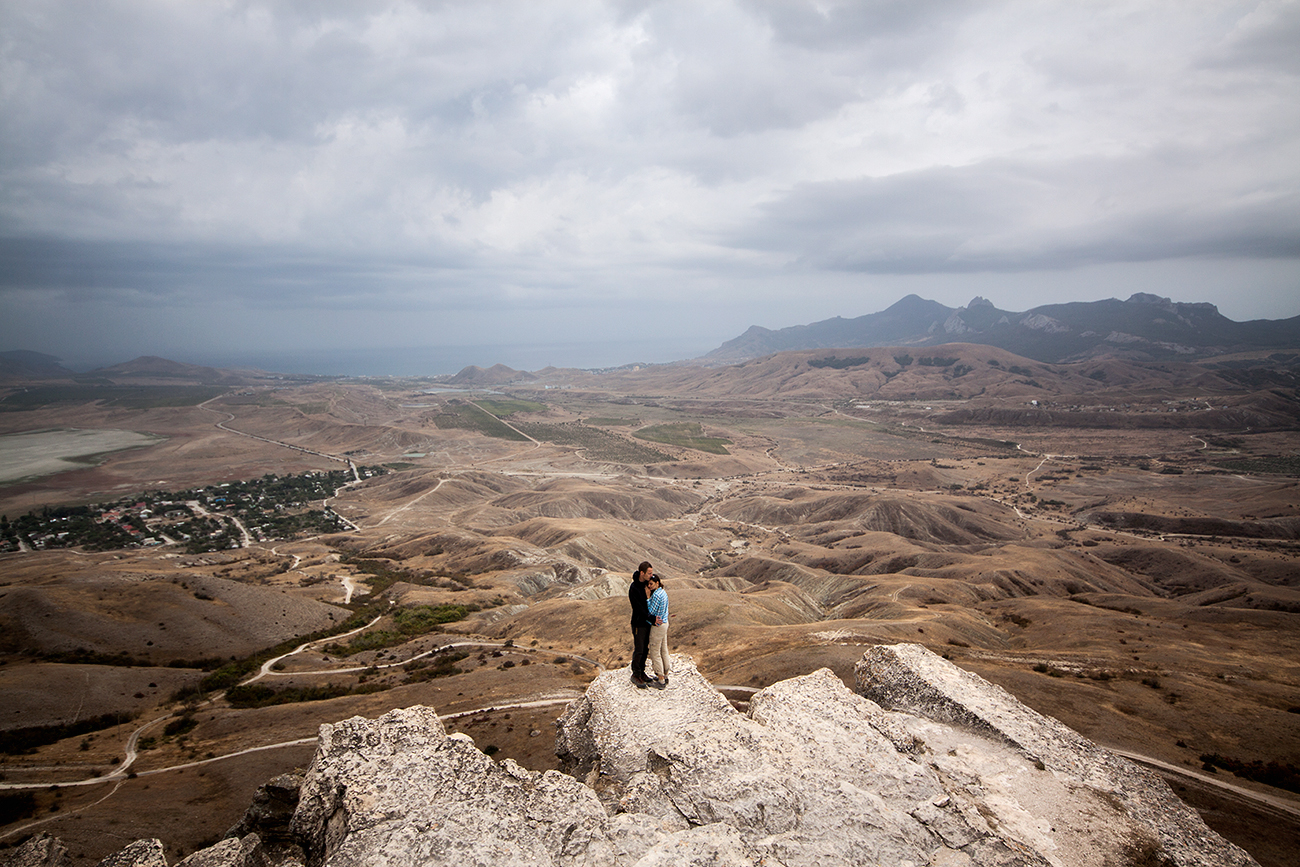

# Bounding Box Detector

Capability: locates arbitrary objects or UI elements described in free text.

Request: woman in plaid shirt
[645,574,670,689]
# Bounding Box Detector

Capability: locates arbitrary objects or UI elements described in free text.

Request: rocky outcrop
[556,653,1256,866]
[0,834,71,867]
[288,705,636,867]
[50,645,1256,867]
[95,840,167,867]
[856,644,1259,866]
[173,835,268,867]
[225,775,303,864]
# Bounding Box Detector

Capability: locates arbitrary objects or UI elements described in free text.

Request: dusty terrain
[1,346,1298,865]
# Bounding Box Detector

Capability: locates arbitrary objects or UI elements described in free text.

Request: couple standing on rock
[629,560,670,689]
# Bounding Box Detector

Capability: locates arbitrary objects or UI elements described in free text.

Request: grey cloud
[1205,0,1300,74]
[637,1,963,138]
[737,153,1300,273]
[744,0,961,52]
[0,236,481,309]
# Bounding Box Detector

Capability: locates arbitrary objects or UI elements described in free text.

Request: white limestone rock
[856,643,1260,867]
[84,644,1261,867]
[95,839,166,867]
[0,834,71,867]
[557,656,1033,867]
[175,834,268,867]
[289,705,668,867]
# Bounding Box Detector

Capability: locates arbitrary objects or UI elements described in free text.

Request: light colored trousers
[648,623,670,680]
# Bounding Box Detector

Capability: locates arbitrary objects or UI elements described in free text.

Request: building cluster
[1,467,382,554]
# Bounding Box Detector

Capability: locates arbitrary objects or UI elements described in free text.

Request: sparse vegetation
[1198,754,1300,794]
[584,416,637,426]
[512,421,673,463]
[326,604,474,656]
[4,349,1299,865]
[0,713,138,755]
[809,356,872,369]
[433,404,529,440]
[1214,456,1300,476]
[475,398,547,416]
[403,650,470,683]
[224,682,391,708]
[0,385,229,411]
[0,792,37,824]
[634,422,732,455]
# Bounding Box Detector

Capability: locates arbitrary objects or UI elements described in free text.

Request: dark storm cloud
[1,1,1297,369]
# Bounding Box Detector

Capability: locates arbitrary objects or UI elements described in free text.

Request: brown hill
[445,363,535,387]
[88,355,251,385]
[714,489,1021,545]
[572,343,1238,404]
[0,566,342,663]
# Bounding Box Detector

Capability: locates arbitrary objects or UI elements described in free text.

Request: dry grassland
[2,352,1298,865]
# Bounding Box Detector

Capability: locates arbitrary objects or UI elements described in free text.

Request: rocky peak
[1126,292,1173,306]
[11,645,1257,867]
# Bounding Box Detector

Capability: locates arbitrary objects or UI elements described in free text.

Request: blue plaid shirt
[647,586,668,625]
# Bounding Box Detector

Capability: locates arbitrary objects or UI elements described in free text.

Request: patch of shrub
[1198,754,1300,794]
[163,716,197,737]
[808,356,871,370]
[0,713,137,755]
[403,651,469,684]
[224,682,390,709]
[0,792,37,824]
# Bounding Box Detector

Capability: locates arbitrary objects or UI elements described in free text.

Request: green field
[1215,456,1300,476]
[513,422,672,463]
[633,422,732,455]
[475,398,547,417]
[433,404,529,440]
[0,385,228,410]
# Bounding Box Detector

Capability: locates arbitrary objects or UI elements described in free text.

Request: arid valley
[2,345,1299,866]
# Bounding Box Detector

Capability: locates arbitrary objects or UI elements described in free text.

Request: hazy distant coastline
[87,337,713,378]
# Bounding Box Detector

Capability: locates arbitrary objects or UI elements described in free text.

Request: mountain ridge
[702,293,1300,365]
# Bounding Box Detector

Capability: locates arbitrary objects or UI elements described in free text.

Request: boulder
[288,705,654,867]
[96,839,166,867]
[856,643,1259,867]
[226,775,302,843]
[557,655,1030,866]
[0,834,71,867]
[175,834,268,867]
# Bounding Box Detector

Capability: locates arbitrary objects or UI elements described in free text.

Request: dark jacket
[628,572,650,627]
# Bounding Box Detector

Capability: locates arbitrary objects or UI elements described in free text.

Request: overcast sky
[2,1,1298,373]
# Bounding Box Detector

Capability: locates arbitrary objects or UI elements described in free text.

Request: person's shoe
[631,673,648,688]
[651,678,667,690]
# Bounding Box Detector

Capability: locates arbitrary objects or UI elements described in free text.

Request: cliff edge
[5,644,1257,867]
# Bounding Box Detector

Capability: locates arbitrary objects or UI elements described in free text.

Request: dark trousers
[630,623,651,680]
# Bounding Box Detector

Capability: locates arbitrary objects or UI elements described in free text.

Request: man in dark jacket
[629,561,654,687]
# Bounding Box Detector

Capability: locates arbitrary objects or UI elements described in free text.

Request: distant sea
[194,338,711,378]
